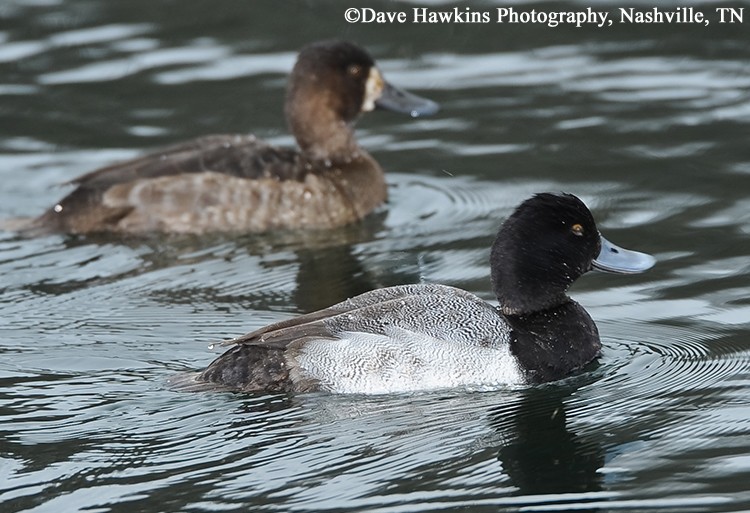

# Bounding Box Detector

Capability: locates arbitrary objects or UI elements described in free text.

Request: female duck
[31,40,438,234]
[195,193,656,394]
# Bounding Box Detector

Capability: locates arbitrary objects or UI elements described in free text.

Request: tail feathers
[198,344,294,393]
[0,216,39,234]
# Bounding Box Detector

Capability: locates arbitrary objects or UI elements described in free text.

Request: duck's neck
[490,228,574,316]
[494,279,570,316]
[286,102,361,162]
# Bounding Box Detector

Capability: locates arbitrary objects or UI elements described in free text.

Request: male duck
[195,193,656,394]
[31,40,438,234]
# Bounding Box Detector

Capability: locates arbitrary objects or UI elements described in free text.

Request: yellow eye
[571,223,584,236]
[347,64,362,77]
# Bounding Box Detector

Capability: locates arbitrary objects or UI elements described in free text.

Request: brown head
[285,40,438,161]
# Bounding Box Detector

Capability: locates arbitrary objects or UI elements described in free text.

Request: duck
[30,40,438,234]
[194,193,656,394]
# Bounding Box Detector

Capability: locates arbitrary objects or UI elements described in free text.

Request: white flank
[295,325,524,394]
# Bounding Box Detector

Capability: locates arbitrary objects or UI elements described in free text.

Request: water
[1,0,749,511]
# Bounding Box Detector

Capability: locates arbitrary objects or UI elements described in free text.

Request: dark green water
[1,1,749,511]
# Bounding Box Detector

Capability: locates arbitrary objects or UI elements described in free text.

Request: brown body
[34,135,386,234]
[30,40,436,235]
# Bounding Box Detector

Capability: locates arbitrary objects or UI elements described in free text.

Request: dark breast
[505,300,602,383]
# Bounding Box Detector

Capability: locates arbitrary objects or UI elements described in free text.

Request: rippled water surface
[1,1,749,512]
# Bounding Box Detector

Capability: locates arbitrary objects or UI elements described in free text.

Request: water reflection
[493,383,603,507]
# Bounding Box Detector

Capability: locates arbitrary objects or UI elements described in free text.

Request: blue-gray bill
[593,235,656,274]
[376,81,439,117]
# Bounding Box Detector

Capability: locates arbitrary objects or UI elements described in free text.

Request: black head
[491,193,654,315]
[285,40,438,159]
